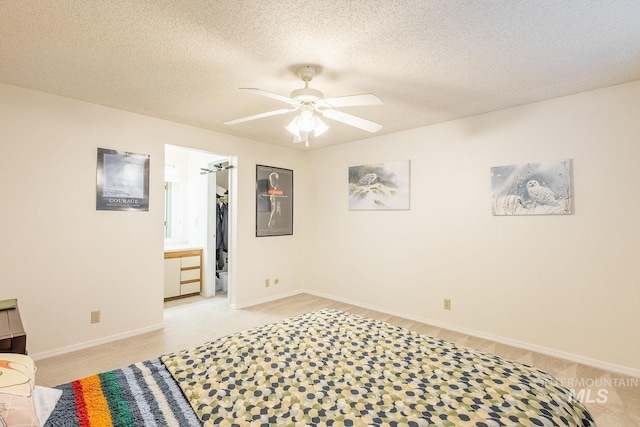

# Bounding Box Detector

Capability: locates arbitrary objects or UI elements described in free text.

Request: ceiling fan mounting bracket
[297,65,317,82]
[290,66,323,102]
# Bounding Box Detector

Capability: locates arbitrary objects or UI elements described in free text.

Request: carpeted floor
[35,293,640,426]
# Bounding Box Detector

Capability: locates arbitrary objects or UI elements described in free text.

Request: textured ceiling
[1,1,640,150]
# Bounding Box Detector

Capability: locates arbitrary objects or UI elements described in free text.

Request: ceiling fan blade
[239,88,297,105]
[321,109,382,133]
[319,93,383,108]
[224,108,295,125]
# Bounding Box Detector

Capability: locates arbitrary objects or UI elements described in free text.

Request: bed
[44,309,595,426]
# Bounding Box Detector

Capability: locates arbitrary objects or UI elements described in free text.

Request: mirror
[164,181,185,239]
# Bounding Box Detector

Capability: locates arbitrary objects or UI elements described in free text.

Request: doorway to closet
[163,144,234,309]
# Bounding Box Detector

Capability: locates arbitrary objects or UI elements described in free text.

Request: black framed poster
[96,148,150,211]
[256,164,293,236]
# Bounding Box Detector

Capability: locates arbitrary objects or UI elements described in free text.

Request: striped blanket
[44,358,199,427]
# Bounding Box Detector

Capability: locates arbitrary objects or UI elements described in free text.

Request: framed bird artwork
[490,159,573,215]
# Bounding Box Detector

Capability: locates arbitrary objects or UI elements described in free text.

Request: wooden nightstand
[0,299,27,355]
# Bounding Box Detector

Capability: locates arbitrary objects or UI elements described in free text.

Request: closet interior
[213,168,230,294]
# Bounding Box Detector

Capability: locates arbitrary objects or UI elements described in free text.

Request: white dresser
[164,249,203,300]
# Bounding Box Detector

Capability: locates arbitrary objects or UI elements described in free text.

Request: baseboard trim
[229,289,303,310]
[302,289,640,378]
[30,291,638,379]
[29,323,166,361]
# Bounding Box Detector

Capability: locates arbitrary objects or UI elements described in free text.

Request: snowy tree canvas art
[349,160,410,210]
[491,159,573,215]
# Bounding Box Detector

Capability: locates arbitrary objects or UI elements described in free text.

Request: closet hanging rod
[200,164,234,175]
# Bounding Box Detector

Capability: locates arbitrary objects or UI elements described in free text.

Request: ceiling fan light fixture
[287,113,328,143]
[296,110,315,133]
[286,117,301,137]
[313,116,328,137]
[292,130,310,146]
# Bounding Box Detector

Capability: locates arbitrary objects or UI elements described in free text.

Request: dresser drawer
[181,256,200,268]
[181,268,201,281]
[181,281,201,294]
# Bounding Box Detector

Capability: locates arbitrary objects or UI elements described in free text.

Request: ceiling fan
[224,66,383,145]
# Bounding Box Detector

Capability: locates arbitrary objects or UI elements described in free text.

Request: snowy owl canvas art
[526,180,558,206]
[491,159,573,215]
[349,160,410,210]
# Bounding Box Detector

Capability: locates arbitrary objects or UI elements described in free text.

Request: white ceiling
[1,1,639,150]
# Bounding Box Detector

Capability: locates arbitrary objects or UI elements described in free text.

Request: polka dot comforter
[162,309,595,426]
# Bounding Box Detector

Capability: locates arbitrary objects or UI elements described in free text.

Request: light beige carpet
[35,293,639,426]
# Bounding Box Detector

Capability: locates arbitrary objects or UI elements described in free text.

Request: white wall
[305,81,640,374]
[2,80,638,375]
[0,83,307,357]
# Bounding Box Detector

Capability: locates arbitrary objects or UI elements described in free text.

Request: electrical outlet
[444,299,451,310]
[265,279,270,287]
[91,310,101,323]
[274,278,279,285]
